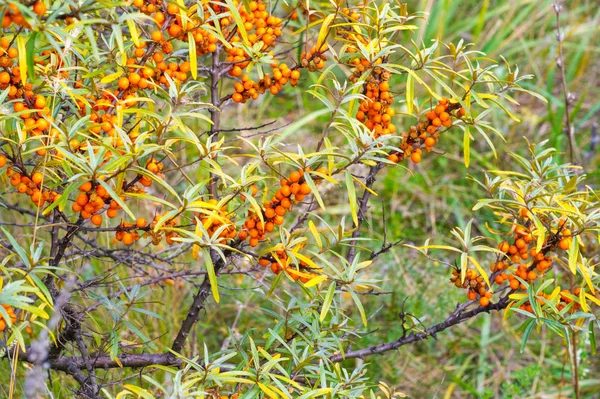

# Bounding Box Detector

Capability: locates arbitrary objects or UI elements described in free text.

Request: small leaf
[319,282,336,322]
[346,170,358,227]
[188,32,198,80]
[204,249,219,303]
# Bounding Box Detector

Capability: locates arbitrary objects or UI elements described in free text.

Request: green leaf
[1,228,30,268]
[348,289,367,326]
[406,73,414,115]
[346,170,358,227]
[319,282,336,322]
[26,32,38,80]
[463,125,471,168]
[520,319,535,353]
[204,249,219,303]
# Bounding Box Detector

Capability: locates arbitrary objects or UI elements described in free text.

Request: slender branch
[346,162,386,264]
[330,294,511,362]
[553,2,576,164]
[170,250,225,353]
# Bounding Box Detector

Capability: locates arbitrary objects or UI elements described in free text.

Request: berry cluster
[7,167,59,207]
[115,218,147,246]
[232,65,300,103]
[194,199,237,241]
[355,66,396,138]
[258,248,317,282]
[300,45,327,70]
[516,288,582,313]
[238,168,325,247]
[452,213,577,308]
[1,2,46,28]
[71,182,112,225]
[450,269,493,307]
[0,304,17,332]
[388,98,465,164]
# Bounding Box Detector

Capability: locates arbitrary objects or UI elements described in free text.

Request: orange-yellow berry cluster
[0,304,17,332]
[258,248,317,282]
[300,45,327,70]
[194,199,237,241]
[1,2,46,28]
[450,269,493,307]
[115,218,147,245]
[239,168,326,247]
[388,98,465,164]
[232,65,301,103]
[355,66,396,139]
[7,167,59,207]
[71,181,111,225]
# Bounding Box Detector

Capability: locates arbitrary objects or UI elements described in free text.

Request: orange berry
[166,3,179,14]
[558,238,570,250]
[479,297,490,307]
[33,1,47,16]
[0,154,6,167]
[91,214,102,226]
[136,218,147,228]
[118,77,130,90]
[122,232,134,245]
[32,172,43,185]
[79,181,92,192]
[299,183,311,195]
[289,171,300,183]
[151,31,163,42]
[410,152,421,163]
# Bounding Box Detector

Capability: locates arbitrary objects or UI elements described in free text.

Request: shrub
[0,0,597,398]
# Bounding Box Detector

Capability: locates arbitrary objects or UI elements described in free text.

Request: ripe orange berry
[136,218,147,228]
[479,297,490,307]
[167,3,179,14]
[0,154,6,167]
[558,238,570,250]
[118,77,130,90]
[410,152,421,163]
[91,214,102,226]
[151,31,163,42]
[79,181,92,192]
[289,171,300,183]
[32,172,43,185]
[33,1,47,15]
[299,183,311,195]
[0,71,10,84]
[232,93,243,103]
[122,232,134,245]
[424,137,436,147]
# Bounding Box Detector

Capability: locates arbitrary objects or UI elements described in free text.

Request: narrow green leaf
[204,249,220,303]
[319,282,336,322]
[346,170,358,227]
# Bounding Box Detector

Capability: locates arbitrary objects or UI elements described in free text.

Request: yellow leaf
[304,274,327,287]
[308,220,322,250]
[188,32,197,80]
[101,70,123,84]
[17,35,27,84]
[127,20,140,47]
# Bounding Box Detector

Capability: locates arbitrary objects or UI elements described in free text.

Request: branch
[346,162,386,263]
[330,294,511,362]
[171,249,225,353]
[23,352,181,371]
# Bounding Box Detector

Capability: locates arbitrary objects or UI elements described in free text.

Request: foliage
[0,0,597,398]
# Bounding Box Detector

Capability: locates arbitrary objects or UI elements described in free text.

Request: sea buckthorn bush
[0,0,598,398]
